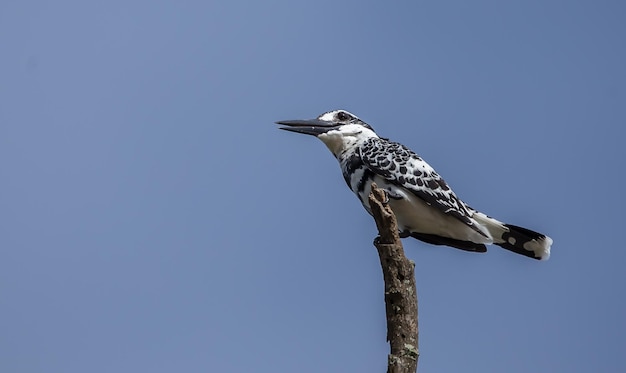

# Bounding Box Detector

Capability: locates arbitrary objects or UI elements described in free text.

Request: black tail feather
[496,224,550,260]
[410,232,487,253]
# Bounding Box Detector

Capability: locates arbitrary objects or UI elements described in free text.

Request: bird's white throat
[318,125,378,158]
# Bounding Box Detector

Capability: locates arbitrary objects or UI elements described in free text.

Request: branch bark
[368,183,419,373]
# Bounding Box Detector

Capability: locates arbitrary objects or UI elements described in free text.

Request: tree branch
[368,183,419,373]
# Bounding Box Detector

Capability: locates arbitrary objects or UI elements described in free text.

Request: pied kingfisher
[276,109,552,260]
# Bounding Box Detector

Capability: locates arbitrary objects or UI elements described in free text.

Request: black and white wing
[359,137,489,238]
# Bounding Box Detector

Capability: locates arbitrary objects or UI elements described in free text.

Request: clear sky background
[1,1,625,372]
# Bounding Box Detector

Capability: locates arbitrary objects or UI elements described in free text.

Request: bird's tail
[473,212,552,260]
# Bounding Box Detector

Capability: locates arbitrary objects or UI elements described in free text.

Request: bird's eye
[337,111,351,121]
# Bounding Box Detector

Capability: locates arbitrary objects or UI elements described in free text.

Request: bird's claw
[382,193,390,205]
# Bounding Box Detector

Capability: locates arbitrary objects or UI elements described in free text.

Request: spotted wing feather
[359,138,488,238]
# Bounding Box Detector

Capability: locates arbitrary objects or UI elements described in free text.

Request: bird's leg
[386,189,403,201]
[378,188,403,205]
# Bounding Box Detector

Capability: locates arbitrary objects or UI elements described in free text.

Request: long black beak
[275,119,340,136]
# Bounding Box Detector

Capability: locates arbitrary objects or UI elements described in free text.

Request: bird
[276,109,552,260]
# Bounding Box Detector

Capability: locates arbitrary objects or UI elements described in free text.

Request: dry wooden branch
[368,183,419,373]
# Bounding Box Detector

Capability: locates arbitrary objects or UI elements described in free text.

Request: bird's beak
[275,119,340,136]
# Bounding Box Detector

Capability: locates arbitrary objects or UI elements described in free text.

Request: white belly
[361,177,493,244]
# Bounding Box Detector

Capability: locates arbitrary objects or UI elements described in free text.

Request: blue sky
[1,1,625,372]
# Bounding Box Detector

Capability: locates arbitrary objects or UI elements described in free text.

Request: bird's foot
[380,189,403,205]
[386,189,403,201]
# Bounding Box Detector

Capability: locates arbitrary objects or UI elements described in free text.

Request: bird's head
[276,110,378,157]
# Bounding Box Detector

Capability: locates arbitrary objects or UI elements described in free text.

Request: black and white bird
[276,109,552,260]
